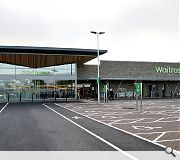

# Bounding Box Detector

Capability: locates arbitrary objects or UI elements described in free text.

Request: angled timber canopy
[0,45,107,68]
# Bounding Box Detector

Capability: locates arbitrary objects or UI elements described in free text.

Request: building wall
[77,61,180,99]
[78,61,180,81]
[77,64,97,80]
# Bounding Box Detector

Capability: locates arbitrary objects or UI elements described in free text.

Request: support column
[75,63,78,100]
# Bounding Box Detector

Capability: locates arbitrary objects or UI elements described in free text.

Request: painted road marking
[153,118,164,122]
[136,131,180,134]
[101,115,122,119]
[153,132,166,142]
[55,103,166,149]
[140,111,148,114]
[72,116,83,119]
[157,139,180,142]
[0,102,9,113]
[132,125,162,130]
[109,120,124,125]
[108,119,137,125]
[43,104,139,160]
[108,118,171,125]
[159,106,166,108]
[130,118,145,124]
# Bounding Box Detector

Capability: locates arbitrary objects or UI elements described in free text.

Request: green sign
[155,66,180,74]
[135,82,142,95]
[22,70,50,76]
[103,85,106,92]
[103,84,109,92]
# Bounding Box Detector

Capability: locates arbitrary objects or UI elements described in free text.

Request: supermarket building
[0,45,179,102]
[78,60,180,99]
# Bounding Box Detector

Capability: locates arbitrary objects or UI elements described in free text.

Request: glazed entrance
[0,79,75,102]
[0,63,77,102]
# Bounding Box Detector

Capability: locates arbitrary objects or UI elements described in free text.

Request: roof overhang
[0,46,107,68]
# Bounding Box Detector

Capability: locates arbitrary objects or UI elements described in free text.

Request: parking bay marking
[72,116,83,119]
[153,132,166,142]
[157,139,180,142]
[43,104,139,160]
[132,125,162,130]
[55,103,166,149]
[0,102,9,113]
[137,130,180,133]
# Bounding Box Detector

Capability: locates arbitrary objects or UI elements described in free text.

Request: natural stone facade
[77,61,180,98]
[78,60,180,81]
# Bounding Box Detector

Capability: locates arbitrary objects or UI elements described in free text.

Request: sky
[0,0,179,64]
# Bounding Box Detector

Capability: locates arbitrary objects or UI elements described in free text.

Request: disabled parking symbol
[132,125,162,130]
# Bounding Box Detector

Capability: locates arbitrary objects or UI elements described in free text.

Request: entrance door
[148,85,158,98]
[148,85,152,98]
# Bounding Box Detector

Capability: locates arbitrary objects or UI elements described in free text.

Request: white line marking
[136,131,180,134]
[159,106,166,108]
[153,132,166,142]
[0,102,9,113]
[140,111,148,114]
[109,118,145,125]
[54,103,166,149]
[130,118,145,124]
[72,116,83,119]
[101,115,122,119]
[153,118,164,122]
[157,139,180,142]
[112,117,180,124]
[132,125,162,130]
[43,104,139,160]
[109,120,123,125]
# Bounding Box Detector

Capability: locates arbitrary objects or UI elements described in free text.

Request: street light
[90,31,105,103]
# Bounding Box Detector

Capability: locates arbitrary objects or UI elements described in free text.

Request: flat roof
[0,45,107,68]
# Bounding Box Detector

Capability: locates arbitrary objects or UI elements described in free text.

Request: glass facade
[0,63,76,102]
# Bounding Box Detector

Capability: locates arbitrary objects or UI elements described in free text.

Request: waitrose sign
[21,70,50,76]
[155,66,180,74]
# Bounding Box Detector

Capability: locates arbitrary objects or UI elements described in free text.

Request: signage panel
[135,82,142,95]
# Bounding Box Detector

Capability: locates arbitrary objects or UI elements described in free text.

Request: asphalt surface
[0,102,114,151]
[0,103,5,110]
[0,102,165,151]
[46,103,164,151]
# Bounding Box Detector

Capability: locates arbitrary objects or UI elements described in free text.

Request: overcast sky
[0,0,179,64]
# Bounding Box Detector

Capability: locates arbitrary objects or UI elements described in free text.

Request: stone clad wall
[78,61,180,81]
[100,61,180,80]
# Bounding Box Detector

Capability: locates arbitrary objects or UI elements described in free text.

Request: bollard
[32,93,33,102]
[44,93,45,102]
[8,94,9,102]
[20,93,21,102]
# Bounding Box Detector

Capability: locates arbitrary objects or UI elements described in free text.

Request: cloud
[0,0,179,62]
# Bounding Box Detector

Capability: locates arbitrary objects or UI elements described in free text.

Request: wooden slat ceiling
[0,46,107,68]
[0,53,96,68]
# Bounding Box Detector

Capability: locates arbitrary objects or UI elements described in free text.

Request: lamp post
[91,31,105,103]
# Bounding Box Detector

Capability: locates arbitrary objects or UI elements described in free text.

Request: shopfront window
[15,64,75,76]
[0,63,76,102]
